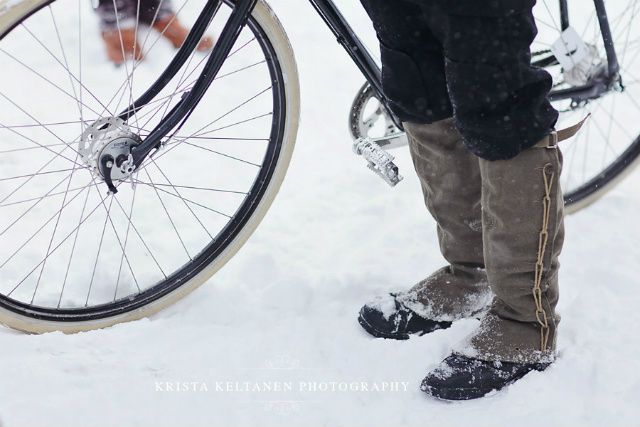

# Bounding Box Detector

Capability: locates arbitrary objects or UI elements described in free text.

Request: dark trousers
[97,0,173,30]
[360,0,559,160]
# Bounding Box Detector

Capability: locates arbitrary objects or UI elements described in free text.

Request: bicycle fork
[98,0,259,194]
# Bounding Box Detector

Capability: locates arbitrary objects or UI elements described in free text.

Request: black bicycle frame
[307,0,384,105]
[128,0,255,172]
[126,0,622,172]
[127,0,393,172]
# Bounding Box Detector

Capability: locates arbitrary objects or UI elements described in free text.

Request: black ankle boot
[421,354,551,400]
[358,293,452,340]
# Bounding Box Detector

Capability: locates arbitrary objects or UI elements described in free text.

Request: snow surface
[1,1,640,426]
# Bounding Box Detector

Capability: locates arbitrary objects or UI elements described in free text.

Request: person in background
[96,0,214,65]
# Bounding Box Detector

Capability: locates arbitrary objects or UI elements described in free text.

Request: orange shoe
[101,28,144,65]
[152,14,214,52]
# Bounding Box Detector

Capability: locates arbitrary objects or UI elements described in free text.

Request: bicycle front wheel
[0,0,300,332]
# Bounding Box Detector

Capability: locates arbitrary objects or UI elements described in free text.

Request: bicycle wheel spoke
[149,160,213,239]
[133,179,233,218]
[181,141,261,167]
[111,194,167,279]
[7,188,103,298]
[0,94,85,162]
[0,171,82,236]
[31,151,82,303]
[78,0,84,134]
[131,181,247,195]
[49,5,84,133]
[1,180,96,272]
[191,112,274,137]
[150,113,273,169]
[192,86,272,136]
[58,182,92,308]
[141,169,191,259]
[92,181,141,295]
[176,136,269,141]
[129,0,142,131]
[0,168,78,184]
[19,23,110,116]
[86,195,114,306]
[0,185,90,208]
[114,183,140,300]
[111,0,135,119]
[214,60,267,81]
[0,120,86,130]
[0,121,83,170]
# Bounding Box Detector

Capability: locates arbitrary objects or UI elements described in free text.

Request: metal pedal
[353,137,403,187]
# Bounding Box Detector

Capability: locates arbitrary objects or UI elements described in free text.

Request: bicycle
[0,0,637,333]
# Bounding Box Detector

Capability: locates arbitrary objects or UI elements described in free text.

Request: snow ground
[1,1,640,426]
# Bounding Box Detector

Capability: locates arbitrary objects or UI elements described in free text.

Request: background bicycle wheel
[0,1,638,426]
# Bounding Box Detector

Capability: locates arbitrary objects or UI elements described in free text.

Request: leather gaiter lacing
[533,163,555,351]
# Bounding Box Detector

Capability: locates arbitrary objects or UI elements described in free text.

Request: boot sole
[358,307,453,340]
[357,310,410,340]
[421,383,495,401]
[421,364,548,401]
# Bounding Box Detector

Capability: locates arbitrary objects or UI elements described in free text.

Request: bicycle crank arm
[353,137,403,187]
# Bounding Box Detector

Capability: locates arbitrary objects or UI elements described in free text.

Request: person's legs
[97,0,143,65]
[469,144,563,362]
[398,119,490,320]
[419,3,572,400]
[357,0,490,340]
[97,0,172,28]
[438,3,559,160]
[358,0,578,399]
[359,0,452,124]
[435,4,561,362]
[139,0,174,25]
[96,0,137,31]
[420,141,565,400]
[97,0,212,64]
[143,0,214,51]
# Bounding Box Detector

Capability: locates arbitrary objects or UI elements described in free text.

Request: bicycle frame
[127,0,622,171]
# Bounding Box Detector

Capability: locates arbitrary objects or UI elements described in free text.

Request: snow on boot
[458,125,585,364]
[152,14,214,52]
[426,122,586,400]
[358,265,491,340]
[358,118,492,340]
[358,293,452,340]
[420,354,550,400]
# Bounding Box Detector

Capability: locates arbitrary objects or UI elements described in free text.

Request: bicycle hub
[79,117,141,193]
